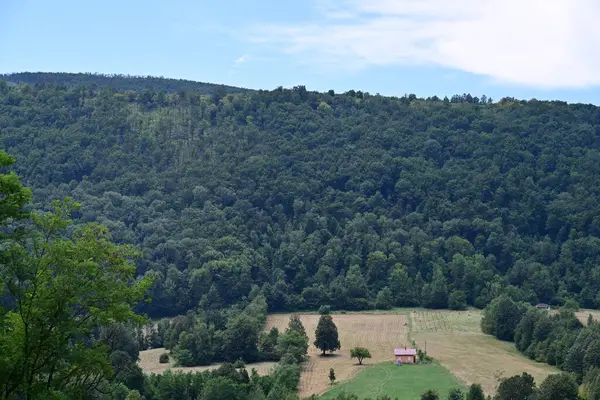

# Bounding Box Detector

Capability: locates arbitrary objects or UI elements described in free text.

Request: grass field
[139,308,563,397]
[408,309,558,395]
[138,347,277,375]
[320,362,465,400]
[265,314,410,398]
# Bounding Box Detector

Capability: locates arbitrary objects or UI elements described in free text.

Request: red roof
[394,348,417,356]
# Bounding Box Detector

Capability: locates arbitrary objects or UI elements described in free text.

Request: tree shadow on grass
[318,353,343,358]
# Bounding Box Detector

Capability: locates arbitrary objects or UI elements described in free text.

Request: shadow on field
[318,353,343,359]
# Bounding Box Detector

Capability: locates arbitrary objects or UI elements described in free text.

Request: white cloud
[250,0,600,88]
[234,54,250,64]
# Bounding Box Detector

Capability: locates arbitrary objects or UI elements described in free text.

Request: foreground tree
[0,155,153,399]
[421,389,440,400]
[350,347,372,365]
[496,372,536,400]
[536,373,579,400]
[447,389,464,400]
[466,384,485,400]
[314,314,341,355]
[481,295,525,341]
[582,368,600,400]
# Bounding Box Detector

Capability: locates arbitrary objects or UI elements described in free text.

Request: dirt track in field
[409,309,558,395]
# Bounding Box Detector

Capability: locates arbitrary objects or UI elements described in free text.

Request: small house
[535,303,551,311]
[394,347,417,364]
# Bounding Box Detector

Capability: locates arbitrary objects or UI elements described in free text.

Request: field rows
[265,314,410,397]
[408,309,558,394]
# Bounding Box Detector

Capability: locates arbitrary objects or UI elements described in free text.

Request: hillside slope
[0,72,250,95]
[1,79,599,317]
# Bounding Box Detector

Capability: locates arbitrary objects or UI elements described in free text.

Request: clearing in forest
[139,308,562,397]
[408,309,559,395]
[138,347,277,375]
[571,309,600,326]
[265,313,410,398]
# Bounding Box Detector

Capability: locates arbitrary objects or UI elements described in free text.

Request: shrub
[318,305,332,315]
[417,349,433,363]
[233,358,246,368]
[448,291,468,310]
[562,299,580,311]
[159,352,169,364]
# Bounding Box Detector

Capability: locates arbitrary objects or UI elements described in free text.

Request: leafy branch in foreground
[0,196,153,398]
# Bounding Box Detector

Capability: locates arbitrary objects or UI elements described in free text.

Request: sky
[2,0,600,103]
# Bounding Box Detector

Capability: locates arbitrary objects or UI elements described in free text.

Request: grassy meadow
[320,362,465,400]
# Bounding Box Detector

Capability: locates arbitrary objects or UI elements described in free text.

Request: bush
[417,349,433,363]
[562,299,580,311]
[375,287,393,310]
[276,329,309,363]
[233,358,246,368]
[159,352,169,364]
[421,389,439,400]
[448,291,468,311]
[279,352,297,365]
[318,305,332,315]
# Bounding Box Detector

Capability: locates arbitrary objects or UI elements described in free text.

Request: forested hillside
[0,72,249,95]
[1,77,600,317]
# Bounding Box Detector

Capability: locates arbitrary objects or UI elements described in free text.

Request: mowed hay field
[265,314,410,397]
[563,309,600,326]
[409,309,559,394]
[575,309,600,325]
[548,309,600,326]
[139,347,277,375]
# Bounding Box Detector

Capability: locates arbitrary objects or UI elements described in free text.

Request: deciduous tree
[0,198,153,398]
[537,373,579,400]
[314,314,341,355]
[350,347,372,365]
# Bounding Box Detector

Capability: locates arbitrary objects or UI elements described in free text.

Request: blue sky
[2,0,600,103]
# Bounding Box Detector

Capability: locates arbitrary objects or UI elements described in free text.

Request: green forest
[0,73,247,96]
[481,296,600,398]
[2,72,600,398]
[1,73,600,321]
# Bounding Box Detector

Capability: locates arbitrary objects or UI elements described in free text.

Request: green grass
[320,362,466,400]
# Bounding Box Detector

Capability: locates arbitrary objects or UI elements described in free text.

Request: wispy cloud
[235,54,250,64]
[229,55,251,76]
[249,0,600,88]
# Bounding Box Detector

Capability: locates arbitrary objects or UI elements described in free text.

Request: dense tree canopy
[496,372,536,400]
[1,75,600,320]
[0,72,248,95]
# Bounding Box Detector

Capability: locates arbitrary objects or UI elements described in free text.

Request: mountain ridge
[0,71,252,95]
